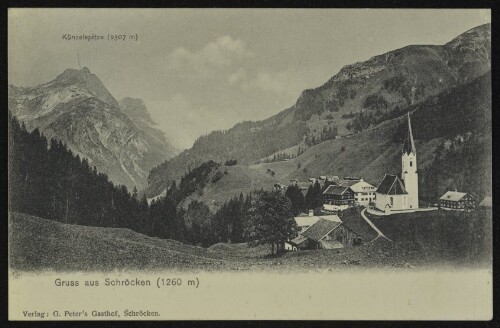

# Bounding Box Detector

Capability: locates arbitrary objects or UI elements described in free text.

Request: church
[374,113,419,213]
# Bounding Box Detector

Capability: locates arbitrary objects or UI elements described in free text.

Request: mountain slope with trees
[8,112,293,249]
[146,23,490,198]
[253,71,491,202]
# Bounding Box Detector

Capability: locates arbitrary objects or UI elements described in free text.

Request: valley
[7,22,492,271]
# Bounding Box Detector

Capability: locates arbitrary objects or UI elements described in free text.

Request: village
[278,113,492,252]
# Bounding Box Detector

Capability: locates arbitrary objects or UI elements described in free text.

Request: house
[294,214,320,234]
[478,196,492,220]
[300,218,361,249]
[374,174,408,212]
[326,175,340,182]
[439,191,476,211]
[322,185,355,206]
[286,214,343,251]
[348,178,377,206]
[284,235,308,251]
[293,213,341,234]
[375,112,419,212]
[479,196,492,208]
[323,203,350,212]
[286,210,381,251]
[318,175,340,183]
[336,179,359,187]
[273,183,287,191]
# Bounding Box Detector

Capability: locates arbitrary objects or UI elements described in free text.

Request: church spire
[403,112,416,155]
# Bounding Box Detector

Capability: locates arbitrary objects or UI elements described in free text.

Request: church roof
[376,174,408,195]
[403,112,417,155]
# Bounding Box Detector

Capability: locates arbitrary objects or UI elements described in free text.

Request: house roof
[340,210,379,242]
[301,218,341,242]
[376,174,407,195]
[319,175,340,181]
[290,235,308,245]
[323,185,351,196]
[318,215,342,223]
[294,216,320,228]
[479,196,492,207]
[336,180,359,187]
[294,214,341,228]
[439,191,470,202]
[403,112,417,155]
[349,180,377,193]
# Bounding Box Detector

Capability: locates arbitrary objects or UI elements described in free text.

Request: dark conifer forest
[8,111,264,247]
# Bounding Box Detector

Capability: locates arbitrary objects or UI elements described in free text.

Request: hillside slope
[9,212,229,271]
[179,164,279,212]
[147,23,490,197]
[10,212,490,272]
[9,68,178,190]
[252,72,491,200]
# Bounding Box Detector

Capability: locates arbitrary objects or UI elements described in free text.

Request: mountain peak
[54,67,119,108]
[56,67,93,82]
[446,23,491,49]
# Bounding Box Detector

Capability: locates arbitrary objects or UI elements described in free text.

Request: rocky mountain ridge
[9,67,178,190]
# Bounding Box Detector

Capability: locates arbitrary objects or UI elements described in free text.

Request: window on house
[390,197,394,205]
[410,161,413,167]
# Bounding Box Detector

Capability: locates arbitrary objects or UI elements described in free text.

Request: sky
[8,9,490,149]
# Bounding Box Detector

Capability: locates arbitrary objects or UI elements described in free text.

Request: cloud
[165,36,252,76]
[230,69,296,96]
[228,68,247,85]
[151,93,234,150]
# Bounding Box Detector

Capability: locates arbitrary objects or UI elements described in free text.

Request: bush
[224,159,238,166]
[212,170,224,183]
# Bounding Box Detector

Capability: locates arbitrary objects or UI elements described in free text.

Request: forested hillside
[8,111,184,240]
[250,72,491,202]
[147,120,307,196]
[8,112,287,247]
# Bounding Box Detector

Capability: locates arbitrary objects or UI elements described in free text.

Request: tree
[285,184,306,215]
[305,184,314,210]
[313,181,323,208]
[244,191,298,255]
[184,200,213,246]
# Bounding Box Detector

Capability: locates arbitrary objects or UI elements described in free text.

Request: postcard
[8,8,492,320]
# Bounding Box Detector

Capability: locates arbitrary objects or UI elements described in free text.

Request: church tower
[402,112,419,209]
